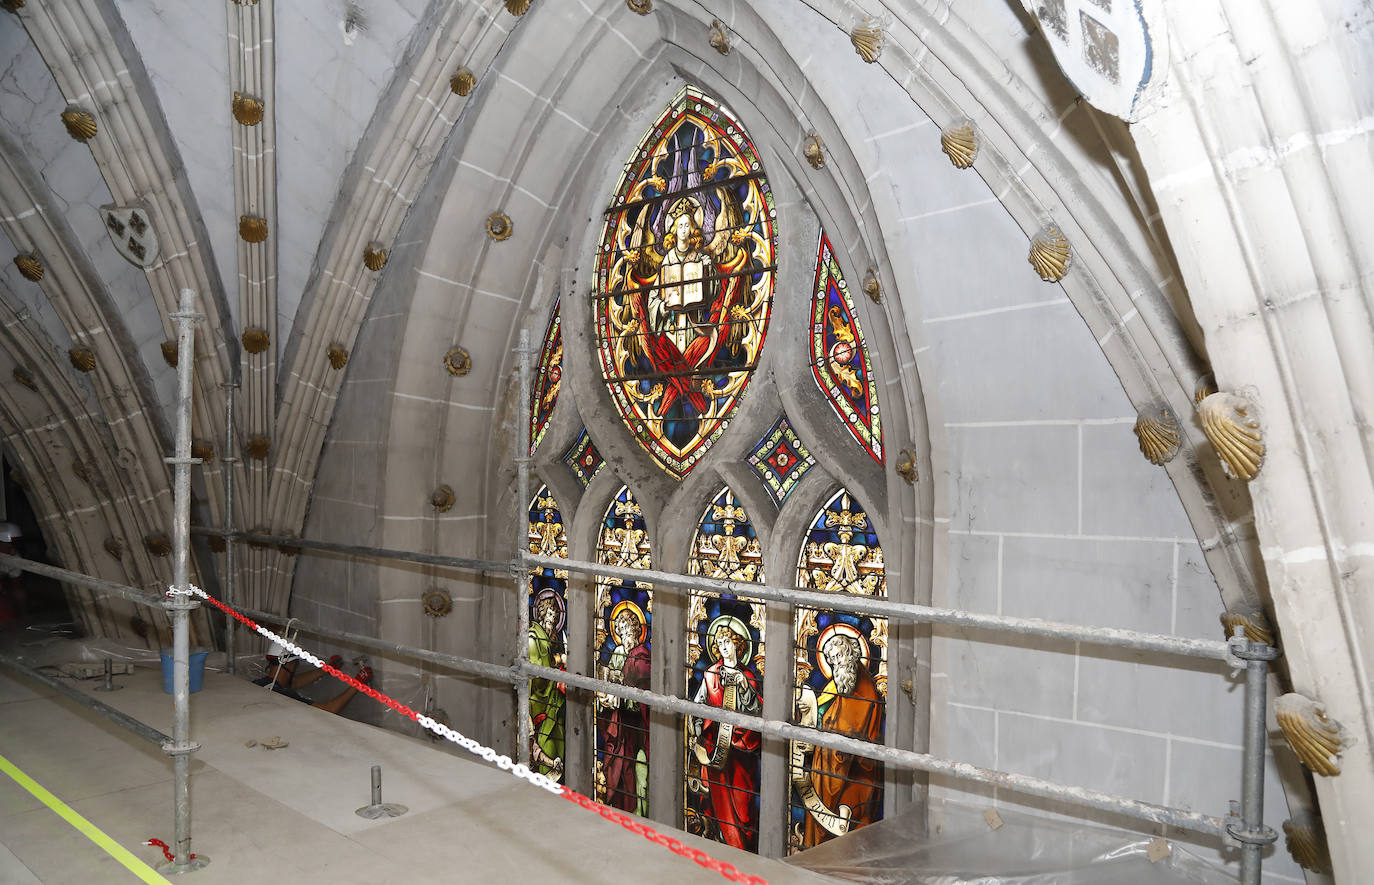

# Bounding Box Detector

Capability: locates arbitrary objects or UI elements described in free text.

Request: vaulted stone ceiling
[1,0,1371,879]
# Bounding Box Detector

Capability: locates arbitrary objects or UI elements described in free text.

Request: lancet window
[526,485,568,783]
[683,487,765,852]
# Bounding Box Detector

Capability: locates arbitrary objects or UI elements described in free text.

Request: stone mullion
[263,1,512,615]
[17,0,232,526]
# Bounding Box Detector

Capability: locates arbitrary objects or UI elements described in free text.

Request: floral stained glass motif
[527,485,568,782]
[562,428,606,488]
[529,298,563,455]
[595,486,653,814]
[594,86,777,478]
[811,233,882,463]
[684,488,765,852]
[747,415,817,508]
[789,489,887,853]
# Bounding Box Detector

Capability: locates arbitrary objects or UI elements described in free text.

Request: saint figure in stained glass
[789,489,887,853]
[529,298,562,455]
[684,488,765,851]
[811,233,882,463]
[595,86,776,477]
[595,486,653,814]
[527,485,568,781]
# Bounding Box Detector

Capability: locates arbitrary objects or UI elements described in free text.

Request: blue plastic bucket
[160,647,208,694]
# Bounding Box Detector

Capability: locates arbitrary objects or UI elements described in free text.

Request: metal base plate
[354,803,408,819]
[157,854,211,874]
[93,684,123,692]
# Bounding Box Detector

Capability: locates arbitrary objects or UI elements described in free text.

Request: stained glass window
[594,86,777,478]
[562,427,605,488]
[747,415,817,508]
[789,489,887,853]
[527,484,568,782]
[595,485,653,813]
[529,298,563,454]
[683,487,765,851]
[811,233,882,463]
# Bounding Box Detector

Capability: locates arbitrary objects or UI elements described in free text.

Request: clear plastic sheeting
[784,798,1240,885]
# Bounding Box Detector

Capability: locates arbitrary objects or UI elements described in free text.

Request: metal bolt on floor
[355,764,408,819]
[93,658,122,692]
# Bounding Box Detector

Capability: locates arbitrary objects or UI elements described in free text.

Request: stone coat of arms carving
[100,204,159,268]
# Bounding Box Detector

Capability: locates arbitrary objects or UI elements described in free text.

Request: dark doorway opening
[0,470,79,636]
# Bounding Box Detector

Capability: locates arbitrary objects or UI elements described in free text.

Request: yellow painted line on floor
[0,752,172,885]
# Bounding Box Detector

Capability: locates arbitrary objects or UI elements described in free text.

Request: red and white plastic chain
[172,584,768,885]
[143,837,193,863]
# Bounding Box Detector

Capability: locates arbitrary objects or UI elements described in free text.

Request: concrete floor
[0,659,829,885]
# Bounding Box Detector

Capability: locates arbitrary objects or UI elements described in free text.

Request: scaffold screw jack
[355,764,408,819]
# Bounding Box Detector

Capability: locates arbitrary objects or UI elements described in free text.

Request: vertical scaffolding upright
[515,329,533,768]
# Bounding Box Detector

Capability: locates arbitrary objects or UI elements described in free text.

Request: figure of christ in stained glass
[594,486,653,814]
[810,233,882,463]
[595,86,777,478]
[527,485,568,781]
[684,488,765,852]
[529,298,563,455]
[788,489,888,853]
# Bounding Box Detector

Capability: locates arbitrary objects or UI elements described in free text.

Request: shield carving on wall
[100,204,159,268]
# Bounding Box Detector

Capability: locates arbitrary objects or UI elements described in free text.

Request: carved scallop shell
[103,536,124,561]
[12,367,36,390]
[504,0,531,14]
[327,344,349,370]
[72,460,90,484]
[862,270,881,304]
[61,108,97,142]
[444,346,472,376]
[1193,373,1217,404]
[486,212,513,241]
[13,252,43,282]
[1282,813,1333,874]
[363,242,388,271]
[431,484,455,512]
[850,21,883,63]
[896,449,917,485]
[940,123,978,169]
[160,340,178,367]
[239,215,268,243]
[2,0,27,12]
[244,436,271,460]
[626,0,651,13]
[803,133,825,169]
[242,327,270,354]
[144,533,172,557]
[1198,391,1264,480]
[232,92,264,126]
[1220,607,1275,647]
[708,19,730,55]
[1028,225,1071,282]
[449,67,476,96]
[68,348,96,372]
[191,440,214,462]
[207,533,227,553]
[423,588,453,618]
[1275,693,1345,776]
[1133,406,1180,465]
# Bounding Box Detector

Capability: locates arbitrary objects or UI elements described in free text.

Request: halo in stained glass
[594,486,653,814]
[788,488,887,853]
[594,86,777,479]
[526,484,568,782]
[747,415,816,507]
[529,298,563,455]
[562,428,605,488]
[684,487,765,851]
[811,233,882,463]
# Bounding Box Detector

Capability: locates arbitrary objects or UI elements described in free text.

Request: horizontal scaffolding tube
[518,659,1226,838]
[190,528,506,575]
[0,654,171,746]
[529,554,1231,662]
[236,606,518,685]
[0,554,165,609]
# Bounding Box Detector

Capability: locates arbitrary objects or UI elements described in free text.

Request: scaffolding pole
[1229,631,1280,884]
[161,289,209,873]
[514,329,533,768]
